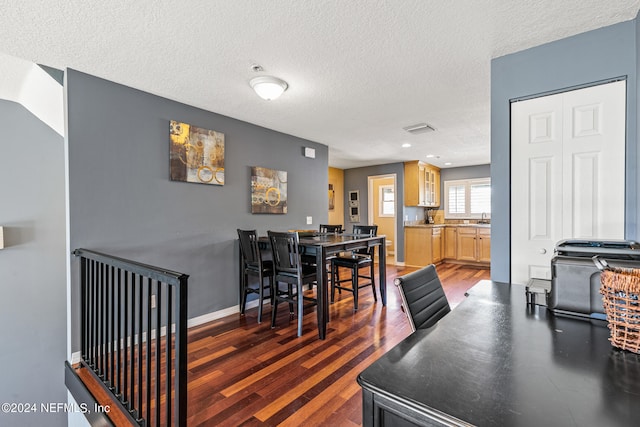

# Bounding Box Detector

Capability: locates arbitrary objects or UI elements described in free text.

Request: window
[379,185,395,217]
[444,178,491,219]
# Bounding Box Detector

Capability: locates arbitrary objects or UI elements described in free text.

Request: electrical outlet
[151,294,156,309]
[306,216,313,225]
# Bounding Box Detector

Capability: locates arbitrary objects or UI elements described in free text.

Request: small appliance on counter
[549,239,640,318]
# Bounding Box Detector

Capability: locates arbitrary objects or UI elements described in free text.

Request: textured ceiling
[1,0,639,169]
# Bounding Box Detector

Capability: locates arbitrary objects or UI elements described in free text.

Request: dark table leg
[315,247,328,340]
[379,237,386,306]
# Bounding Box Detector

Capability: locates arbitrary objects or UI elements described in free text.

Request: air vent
[403,123,436,134]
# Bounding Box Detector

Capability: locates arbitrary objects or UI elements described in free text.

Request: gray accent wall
[343,163,405,261]
[0,100,67,426]
[66,69,328,351]
[440,164,491,195]
[491,19,638,282]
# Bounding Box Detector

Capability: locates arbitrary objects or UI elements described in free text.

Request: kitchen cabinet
[444,227,457,259]
[404,161,440,207]
[477,228,491,263]
[405,227,432,267]
[456,227,490,263]
[424,163,441,207]
[432,227,443,263]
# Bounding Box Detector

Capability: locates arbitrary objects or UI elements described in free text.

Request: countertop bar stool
[394,264,451,333]
[237,229,274,323]
[330,225,378,310]
[268,230,318,337]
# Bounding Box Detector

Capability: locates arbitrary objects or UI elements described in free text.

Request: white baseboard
[187,303,250,328]
[71,302,256,358]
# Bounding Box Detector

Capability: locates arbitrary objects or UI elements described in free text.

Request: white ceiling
[1,0,639,169]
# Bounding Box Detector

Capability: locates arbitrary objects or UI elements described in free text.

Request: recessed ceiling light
[444,162,452,166]
[402,143,411,148]
[426,154,435,158]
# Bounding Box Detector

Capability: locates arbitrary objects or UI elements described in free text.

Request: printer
[549,239,640,318]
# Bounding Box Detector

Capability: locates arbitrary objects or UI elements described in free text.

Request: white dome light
[249,76,288,100]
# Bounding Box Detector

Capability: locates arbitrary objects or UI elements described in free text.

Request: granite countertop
[405,223,490,228]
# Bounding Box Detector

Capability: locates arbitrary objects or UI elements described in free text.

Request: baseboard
[187,304,245,328]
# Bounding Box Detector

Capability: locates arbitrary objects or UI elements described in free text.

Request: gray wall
[440,164,491,198]
[491,19,638,282]
[343,163,405,261]
[66,69,328,350]
[0,100,67,426]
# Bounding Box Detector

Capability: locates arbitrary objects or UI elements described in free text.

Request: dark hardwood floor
[186,263,490,426]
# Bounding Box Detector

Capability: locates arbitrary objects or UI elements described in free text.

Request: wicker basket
[600,268,640,354]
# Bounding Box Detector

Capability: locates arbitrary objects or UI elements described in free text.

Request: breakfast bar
[357,280,640,426]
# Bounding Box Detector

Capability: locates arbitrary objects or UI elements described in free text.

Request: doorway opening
[368,174,398,266]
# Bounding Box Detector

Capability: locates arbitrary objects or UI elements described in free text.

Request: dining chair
[330,224,378,310]
[319,224,343,234]
[237,229,273,323]
[394,264,451,333]
[305,223,344,269]
[268,230,318,336]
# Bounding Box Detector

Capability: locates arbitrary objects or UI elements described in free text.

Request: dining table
[299,232,387,339]
[357,279,640,426]
[245,232,387,340]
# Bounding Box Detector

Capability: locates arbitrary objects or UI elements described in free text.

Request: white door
[511,80,626,285]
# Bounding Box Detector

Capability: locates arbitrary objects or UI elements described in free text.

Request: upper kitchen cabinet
[404,161,440,207]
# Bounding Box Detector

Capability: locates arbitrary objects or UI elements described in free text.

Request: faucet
[480,212,488,224]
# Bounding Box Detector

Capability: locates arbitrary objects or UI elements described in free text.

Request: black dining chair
[237,229,273,323]
[304,223,344,270]
[319,224,343,234]
[394,264,451,333]
[330,224,378,310]
[268,230,318,336]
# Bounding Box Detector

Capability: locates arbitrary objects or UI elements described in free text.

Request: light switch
[306,216,313,225]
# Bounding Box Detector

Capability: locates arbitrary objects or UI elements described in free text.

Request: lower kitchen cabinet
[404,227,432,267]
[432,227,443,263]
[405,226,489,267]
[444,227,457,259]
[455,227,490,264]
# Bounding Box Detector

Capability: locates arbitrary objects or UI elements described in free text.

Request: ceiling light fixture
[249,76,288,100]
[402,143,411,148]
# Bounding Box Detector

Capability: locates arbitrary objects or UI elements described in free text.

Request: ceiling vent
[403,123,436,135]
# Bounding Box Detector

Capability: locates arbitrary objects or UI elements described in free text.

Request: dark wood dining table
[299,233,387,339]
[244,232,387,340]
[358,280,640,426]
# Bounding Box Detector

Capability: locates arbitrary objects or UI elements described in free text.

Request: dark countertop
[358,280,640,426]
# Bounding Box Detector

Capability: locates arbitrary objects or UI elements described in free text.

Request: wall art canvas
[251,167,287,214]
[169,120,225,185]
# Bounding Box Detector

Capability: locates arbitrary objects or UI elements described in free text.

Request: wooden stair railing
[66,249,188,427]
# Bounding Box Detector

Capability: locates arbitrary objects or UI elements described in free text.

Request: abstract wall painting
[169,120,225,185]
[251,167,287,214]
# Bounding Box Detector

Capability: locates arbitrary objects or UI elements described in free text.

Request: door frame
[509,78,627,284]
[368,173,398,265]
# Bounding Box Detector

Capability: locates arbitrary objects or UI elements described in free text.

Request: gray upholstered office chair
[237,229,273,323]
[268,230,318,336]
[394,264,451,332]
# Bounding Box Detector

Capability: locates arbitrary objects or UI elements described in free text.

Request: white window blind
[444,178,491,219]
[448,185,466,214]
